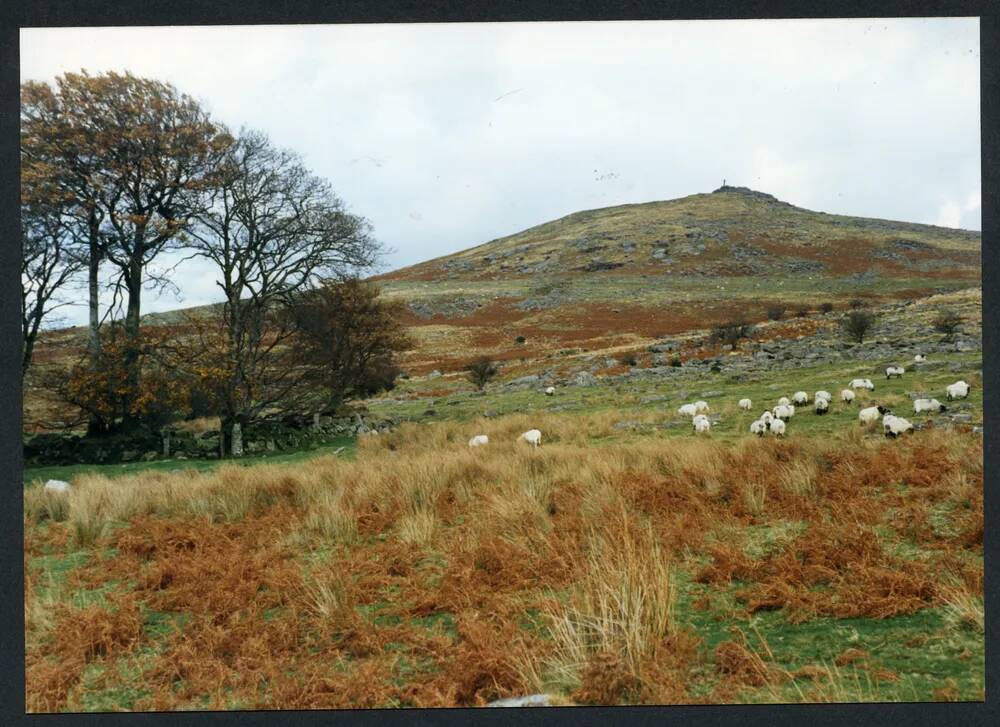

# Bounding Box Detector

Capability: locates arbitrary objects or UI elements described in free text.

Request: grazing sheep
[814,397,829,415]
[43,479,71,494]
[519,429,542,448]
[772,404,795,421]
[859,405,889,426]
[914,354,926,363]
[769,419,786,437]
[946,380,971,400]
[777,396,791,407]
[913,398,946,414]
[841,389,856,404]
[760,410,774,424]
[750,419,767,436]
[468,434,489,447]
[885,365,905,379]
[544,386,555,396]
[883,414,914,438]
[738,398,753,411]
[793,391,810,405]
[850,378,875,390]
[678,403,698,417]
[693,415,711,435]
[693,400,710,414]
[815,390,832,403]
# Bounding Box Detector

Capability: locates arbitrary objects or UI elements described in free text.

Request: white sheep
[769,419,786,437]
[946,381,971,400]
[43,479,71,494]
[885,365,905,379]
[750,419,767,436]
[913,398,946,414]
[777,396,791,407]
[815,390,832,403]
[519,429,542,448]
[738,398,753,411]
[859,405,888,426]
[814,397,829,415]
[544,386,556,396]
[850,378,875,390]
[694,416,711,435]
[773,404,795,421]
[841,389,856,404]
[760,410,774,424]
[914,354,927,363]
[678,403,698,417]
[468,434,489,447]
[883,414,913,438]
[793,391,810,405]
[693,400,710,414]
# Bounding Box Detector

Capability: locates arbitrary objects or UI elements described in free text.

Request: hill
[374,186,980,373]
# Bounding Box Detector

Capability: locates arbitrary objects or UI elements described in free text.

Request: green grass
[23,435,358,487]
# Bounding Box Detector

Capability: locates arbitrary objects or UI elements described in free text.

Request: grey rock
[487,694,552,708]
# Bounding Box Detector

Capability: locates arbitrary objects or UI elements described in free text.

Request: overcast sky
[21,18,980,325]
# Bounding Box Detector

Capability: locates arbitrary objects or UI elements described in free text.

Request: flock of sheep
[466,355,974,449]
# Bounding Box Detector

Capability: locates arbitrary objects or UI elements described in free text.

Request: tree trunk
[86,233,106,437]
[120,255,144,430]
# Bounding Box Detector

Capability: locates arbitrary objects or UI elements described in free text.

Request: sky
[21,18,981,325]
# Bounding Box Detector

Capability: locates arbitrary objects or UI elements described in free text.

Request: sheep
[814,397,829,415]
[777,396,791,407]
[677,403,698,417]
[750,419,767,436]
[841,389,856,404]
[914,354,927,363]
[883,414,913,438]
[693,416,711,435]
[793,391,810,405]
[693,400,710,415]
[468,434,489,447]
[946,380,971,400]
[772,404,795,421]
[769,419,786,437]
[815,390,832,403]
[859,405,888,426]
[43,479,71,494]
[885,365,905,379]
[850,378,875,390]
[738,398,753,411]
[760,410,774,424]
[913,398,946,414]
[519,429,542,448]
[544,386,556,396]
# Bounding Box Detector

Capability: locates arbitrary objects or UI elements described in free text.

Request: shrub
[466,357,499,391]
[710,317,754,350]
[618,352,638,367]
[820,302,835,314]
[669,356,682,368]
[849,298,866,309]
[795,307,809,318]
[841,310,876,343]
[515,335,526,345]
[766,305,786,321]
[933,309,964,342]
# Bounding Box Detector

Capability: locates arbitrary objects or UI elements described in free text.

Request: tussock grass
[23,411,983,710]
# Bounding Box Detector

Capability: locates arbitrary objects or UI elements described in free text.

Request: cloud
[20,18,980,325]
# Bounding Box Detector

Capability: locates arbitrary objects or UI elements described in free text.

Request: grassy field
[23,352,983,710]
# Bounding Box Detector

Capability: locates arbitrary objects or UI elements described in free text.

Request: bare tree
[933,308,964,342]
[20,201,84,375]
[842,310,876,343]
[187,130,382,454]
[711,317,754,350]
[466,357,499,391]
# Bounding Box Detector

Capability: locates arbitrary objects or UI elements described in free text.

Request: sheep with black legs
[883,414,913,438]
[773,404,795,421]
[886,365,905,379]
[913,398,946,414]
[946,381,971,400]
[750,419,767,436]
[850,378,875,391]
[914,354,927,363]
[693,414,711,435]
[841,389,856,404]
[777,396,791,407]
[859,405,889,426]
[738,398,753,411]
[769,419,786,437]
[544,386,555,396]
[815,390,832,403]
[693,400,710,415]
[793,391,810,405]
[678,403,698,417]
[814,397,829,415]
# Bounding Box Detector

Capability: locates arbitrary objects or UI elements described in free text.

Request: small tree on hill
[849,298,866,309]
[766,305,786,321]
[933,308,964,342]
[842,310,876,344]
[820,302,834,314]
[466,357,499,391]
